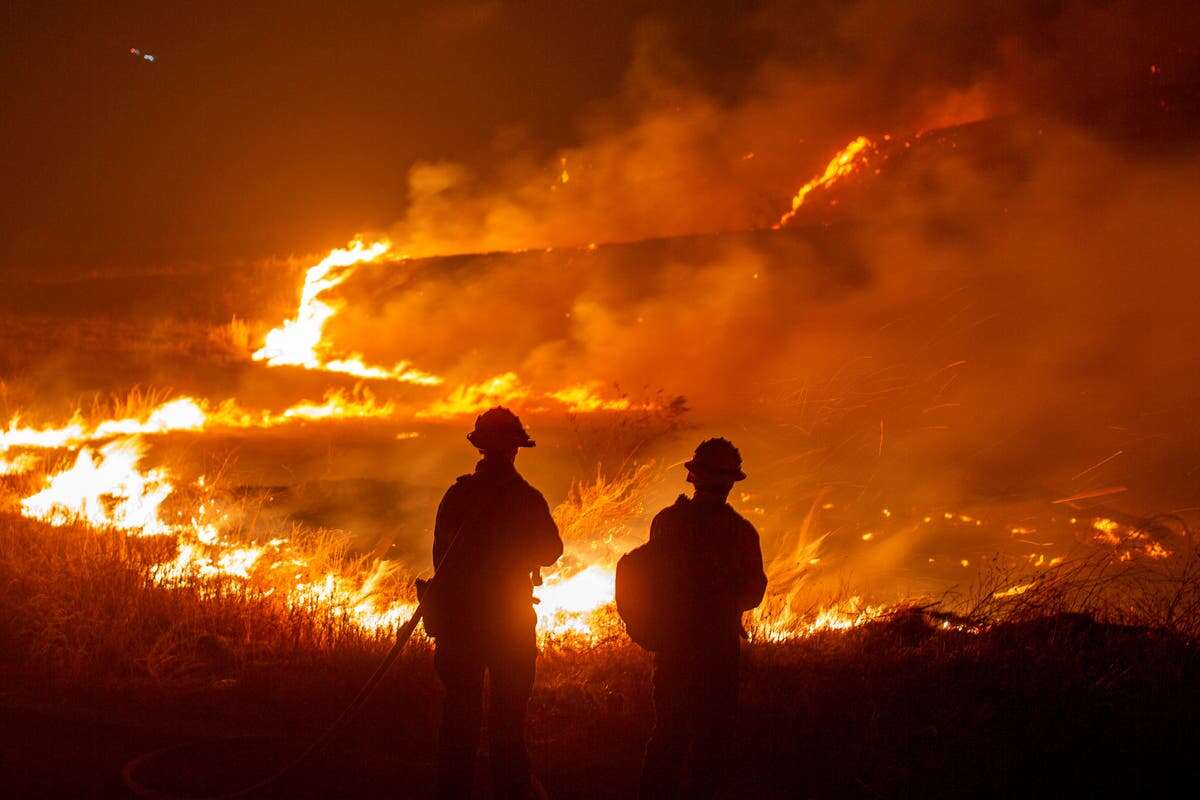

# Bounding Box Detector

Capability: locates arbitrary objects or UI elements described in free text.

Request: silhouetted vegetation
[0,512,1197,797]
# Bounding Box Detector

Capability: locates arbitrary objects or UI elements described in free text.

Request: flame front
[1,387,402,461]
[246,239,659,421]
[21,437,174,535]
[546,383,632,413]
[775,135,874,228]
[252,238,442,386]
[17,433,417,632]
[8,423,1087,643]
[16,439,840,642]
[416,373,531,420]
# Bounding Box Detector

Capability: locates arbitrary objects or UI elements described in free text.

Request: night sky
[2,1,1197,276]
[1,1,761,274]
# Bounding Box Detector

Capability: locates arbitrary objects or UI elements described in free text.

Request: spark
[1070,450,1124,481]
[1052,486,1128,504]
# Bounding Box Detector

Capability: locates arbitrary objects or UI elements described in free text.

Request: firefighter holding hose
[422,407,562,800]
[617,437,767,799]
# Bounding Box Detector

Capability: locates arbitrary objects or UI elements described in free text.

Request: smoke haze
[4,0,1200,595]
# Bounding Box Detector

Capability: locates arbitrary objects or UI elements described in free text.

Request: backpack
[616,538,680,651]
[418,476,511,639]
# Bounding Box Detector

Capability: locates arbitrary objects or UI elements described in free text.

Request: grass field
[1,511,1197,798]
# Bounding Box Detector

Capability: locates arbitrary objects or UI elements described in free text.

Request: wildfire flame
[279,385,396,421]
[535,565,617,635]
[249,239,644,420]
[546,383,632,413]
[0,387,401,468]
[755,596,893,642]
[21,437,174,535]
[416,372,530,420]
[775,135,874,228]
[10,425,1101,643]
[415,373,644,419]
[252,239,441,385]
[18,433,417,632]
[13,437,847,643]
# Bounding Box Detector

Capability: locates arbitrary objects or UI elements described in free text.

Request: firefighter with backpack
[616,438,768,799]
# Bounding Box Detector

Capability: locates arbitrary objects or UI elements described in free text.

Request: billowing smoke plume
[9,2,1197,600]
[338,122,1200,501]
[377,0,1199,257]
[297,1,1200,591]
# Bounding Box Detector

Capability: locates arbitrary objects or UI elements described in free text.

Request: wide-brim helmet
[684,437,746,481]
[466,406,536,450]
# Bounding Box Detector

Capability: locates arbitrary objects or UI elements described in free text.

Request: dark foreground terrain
[3,616,1198,797]
[2,516,1199,798]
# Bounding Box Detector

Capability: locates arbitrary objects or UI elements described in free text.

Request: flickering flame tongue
[415,373,530,420]
[0,388,401,466]
[535,565,617,635]
[92,397,208,437]
[414,373,644,419]
[775,135,874,228]
[546,383,633,413]
[19,434,419,631]
[21,437,174,535]
[10,436,958,642]
[252,239,442,385]
[247,237,656,420]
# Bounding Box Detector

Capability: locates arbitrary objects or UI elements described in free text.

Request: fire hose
[122,605,426,800]
[122,510,551,799]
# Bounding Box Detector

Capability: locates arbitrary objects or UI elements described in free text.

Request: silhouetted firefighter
[617,438,767,799]
[420,407,563,800]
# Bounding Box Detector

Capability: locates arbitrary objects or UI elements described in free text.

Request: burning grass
[2,479,1196,694]
[0,514,402,695]
[1,415,1199,795]
[1,508,1197,798]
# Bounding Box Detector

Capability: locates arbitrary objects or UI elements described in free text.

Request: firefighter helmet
[684,437,746,481]
[466,406,536,450]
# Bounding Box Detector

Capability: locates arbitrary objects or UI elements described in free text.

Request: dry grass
[561,393,689,475]
[553,462,655,546]
[1,463,1199,797]
[958,514,1200,639]
[87,386,176,426]
[0,514,389,694]
[4,459,1199,695]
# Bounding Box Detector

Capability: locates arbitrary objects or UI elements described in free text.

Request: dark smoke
[305,1,1200,592]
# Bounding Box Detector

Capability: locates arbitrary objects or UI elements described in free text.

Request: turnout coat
[618,494,767,653]
[425,458,563,640]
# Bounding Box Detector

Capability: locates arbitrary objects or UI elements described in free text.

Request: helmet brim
[467,431,536,449]
[684,459,746,481]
